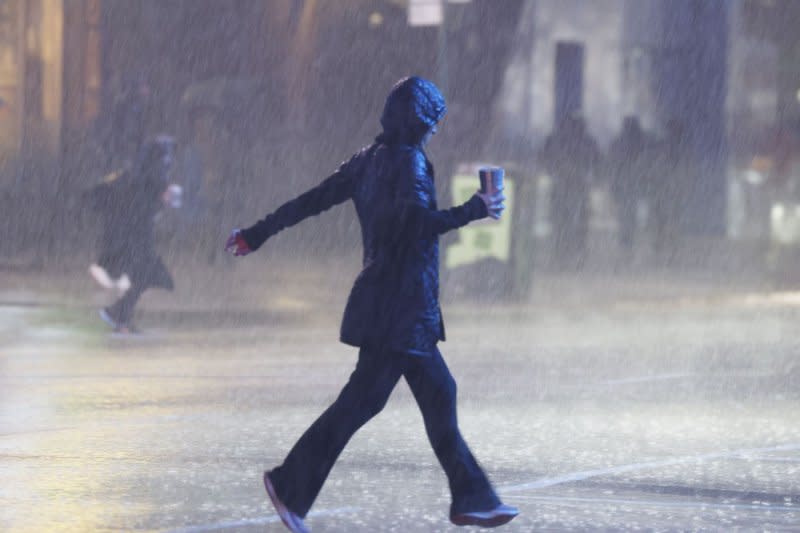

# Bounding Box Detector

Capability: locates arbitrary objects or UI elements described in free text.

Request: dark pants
[268,345,501,518]
[651,200,679,263]
[615,197,637,250]
[107,282,146,325]
[552,191,589,269]
[102,249,174,326]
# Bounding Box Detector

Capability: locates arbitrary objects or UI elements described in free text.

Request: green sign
[445,174,514,269]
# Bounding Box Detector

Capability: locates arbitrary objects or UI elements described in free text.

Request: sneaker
[263,471,309,533]
[116,274,131,294]
[451,503,519,528]
[100,308,140,335]
[89,264,115,290]
[99,307,119,329]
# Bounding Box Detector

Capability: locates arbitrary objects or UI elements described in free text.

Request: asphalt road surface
[2,284,799,532]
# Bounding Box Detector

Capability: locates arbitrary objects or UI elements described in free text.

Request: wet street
[2,271,800,532]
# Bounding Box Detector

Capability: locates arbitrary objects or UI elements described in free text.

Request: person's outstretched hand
[476,189,506,220]
[225,229,252,256]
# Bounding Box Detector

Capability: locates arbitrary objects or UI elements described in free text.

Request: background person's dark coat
[241,77,487,356]
[88,144,174,291]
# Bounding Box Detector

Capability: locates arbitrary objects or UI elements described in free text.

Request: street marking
[500,443,800,493]
[574,370,781,389]
[508,494,799,513]
[0,426,78,438]
[594,373,694,386]
[730,455,800,463]
[168,515,284,532]
[164,506,360,533]
[736,291,800,307]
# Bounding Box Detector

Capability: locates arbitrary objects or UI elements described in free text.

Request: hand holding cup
[477,166,506,220]
[163,184,183,208]
[477,189,506,220]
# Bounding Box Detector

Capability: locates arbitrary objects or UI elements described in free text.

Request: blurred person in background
[768,119,800,197]
[0,96,9,257]
[539,113,602,270]
[606,116,650,259]
[177,106,217,259]
[180,102,245,265]
[648,119,692,264]
[225,76,516,532]
[760,118,800,284]
[107,73,151,168]
[87,135,180,334]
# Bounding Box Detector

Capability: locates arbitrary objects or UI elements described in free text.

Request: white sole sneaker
[263,472,310,533]
[98,308,118,329]
[89,264,115,290]
[116,274,131,294]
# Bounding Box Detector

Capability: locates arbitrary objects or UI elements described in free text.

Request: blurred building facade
[493,0,733,235]
[488,0,800,241]
[0,0,522,177]
[1,0,798,258]
[0,0,100,174]
[0,0,525,261]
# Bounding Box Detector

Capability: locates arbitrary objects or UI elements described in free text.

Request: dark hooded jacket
[240,77,487,356]
[89,136,176,289]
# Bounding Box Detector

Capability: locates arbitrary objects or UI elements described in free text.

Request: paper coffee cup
[166,184,182,208]
[479,167,504,195]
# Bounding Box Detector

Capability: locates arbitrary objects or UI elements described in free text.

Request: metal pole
[437,0,448,96]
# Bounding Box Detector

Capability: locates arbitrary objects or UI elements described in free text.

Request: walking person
[606,116,649,258]
[225,77,517,532]
[539,113,601,270]
[88,135,180,333]
[107,73,151,168]
[648,119,692,264]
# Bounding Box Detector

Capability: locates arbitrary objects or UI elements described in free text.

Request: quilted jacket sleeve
[240,154,358,251]
[393,148,487,239]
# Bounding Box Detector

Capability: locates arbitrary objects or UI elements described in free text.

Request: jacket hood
[377,77,446,146]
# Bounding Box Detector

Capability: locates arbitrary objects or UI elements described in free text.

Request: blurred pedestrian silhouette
[539,113,601,269]
[648,119,693,264]
[177,106,220,261]
[769,119,800,197]
[87,136,179,333]
[107,74,150,168]
[606,116,650,257]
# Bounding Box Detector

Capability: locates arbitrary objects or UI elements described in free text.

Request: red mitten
[225,229,252,256]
